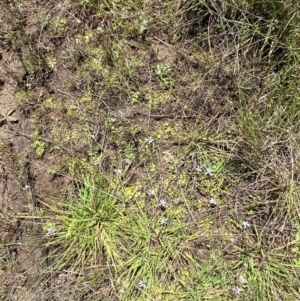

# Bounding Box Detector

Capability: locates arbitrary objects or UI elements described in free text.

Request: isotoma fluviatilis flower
[195,165,202,173]
[159,199,166,208]
[46,228,55,236]
[146,136,154,144]
[140,19,148,31]
[232,286,241,295]
[209,198,217,206]
[242,221,250,229]
[22,184,30,191]
[114,168,122,175]
[147,189,155,196]
[160,217,168,225]
[205,167,213,176]
[138,280,147,289]
[125,158,132,165]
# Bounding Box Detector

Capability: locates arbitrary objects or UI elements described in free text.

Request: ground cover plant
[1,0,300,300]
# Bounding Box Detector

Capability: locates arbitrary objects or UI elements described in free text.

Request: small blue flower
[138,280,147,289]
[195,165,202,173]
[140,19,148,31]
[242,221,250,229]
[209,198,217,206]
[232,286,241,295]
[205,167,213,176]
[146,136,154,144]
[159,199,166,208]
[160,217,168,225]
[147,189,155,197]
[125,158,132,165]
[46,228,55,236]
[22,184,30,191]
[114,168,122,175]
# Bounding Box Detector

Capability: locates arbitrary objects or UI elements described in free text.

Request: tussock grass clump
[47,171,128,269]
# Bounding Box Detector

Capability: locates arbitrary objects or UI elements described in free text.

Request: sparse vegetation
[1,0,300,300]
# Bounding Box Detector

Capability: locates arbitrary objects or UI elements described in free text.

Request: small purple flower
[114,168,122,175]
[138,280,147,289]
[232,286,241,295]
[205,167,213,176]
[159,199,166,208]
[242,221,250,229]
[146,136,154,144]
[46,228,55,236]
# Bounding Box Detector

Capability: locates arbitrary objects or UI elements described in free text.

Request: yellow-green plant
[48,171,127,269]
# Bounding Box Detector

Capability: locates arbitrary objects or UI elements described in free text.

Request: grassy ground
[1,0,300,300]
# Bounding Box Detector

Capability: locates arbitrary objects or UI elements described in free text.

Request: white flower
[140,19,148,31]
[22,184,30,191]
[146,136,154,144]
[160,217,168,225]
[147,189,155,196]
[159,199,166,208]
[138,280,147,289]
[195,165,202,173]
[114,168,122,175]
[205,167,213,176]
[242,221,250,229]
[232,286,241,295]
[125,158,132,165]
[96,26,103,31]
[209,198,217,206]
[46,228,55,236]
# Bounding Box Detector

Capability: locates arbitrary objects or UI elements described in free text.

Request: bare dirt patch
[0,26,67,301]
